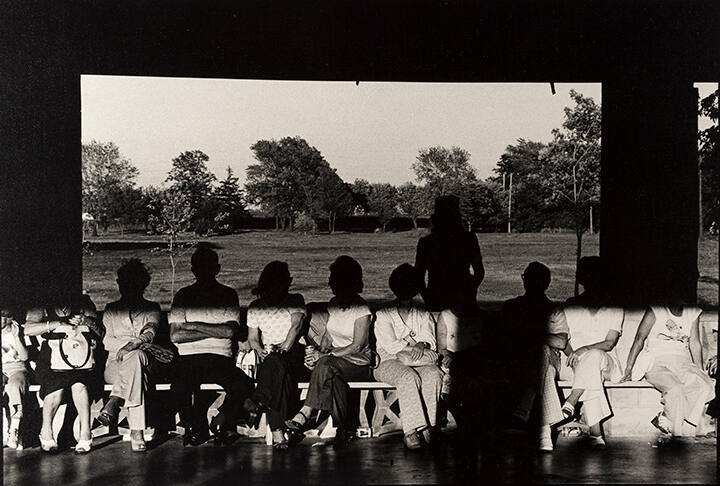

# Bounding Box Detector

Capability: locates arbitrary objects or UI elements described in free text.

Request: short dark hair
[117,258,151,289]
[523,261,551,291]
[388,263,423,300]
[329,255,363,295]
[577,256,602,287]
[191,247,219,268]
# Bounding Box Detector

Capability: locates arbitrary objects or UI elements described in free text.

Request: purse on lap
[45,324,95,371]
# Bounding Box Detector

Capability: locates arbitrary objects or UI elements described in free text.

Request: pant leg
[200,355,254,426]
[513,345,552,422]
[5,369,28,409]
[676,360,715,429]
[645,359,685,434]
[374,359,427,434]
[571,349,612,427]
[254,352,297,430]
[171,355,202,430]
[540,360,564,426]
[415,365,442,428]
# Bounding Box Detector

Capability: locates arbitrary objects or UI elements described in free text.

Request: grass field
[82,231,718,310]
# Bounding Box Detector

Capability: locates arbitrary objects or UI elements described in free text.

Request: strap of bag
[58,333,92,369]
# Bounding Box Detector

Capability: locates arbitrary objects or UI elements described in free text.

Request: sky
[81,77,716,188]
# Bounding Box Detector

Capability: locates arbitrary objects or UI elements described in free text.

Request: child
[2,309,30,450]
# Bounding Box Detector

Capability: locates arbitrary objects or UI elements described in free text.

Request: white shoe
[74,438,92,454]
[589,436,606,449]
[539,436,554,452]
[6,427,20,450]
[39,434,58,453]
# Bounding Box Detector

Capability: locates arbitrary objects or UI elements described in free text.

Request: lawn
[82,231,718,310]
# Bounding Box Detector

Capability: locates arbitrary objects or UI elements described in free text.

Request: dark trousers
[172,353,254,431]
[252,345,310,430]
[303,355,371,432]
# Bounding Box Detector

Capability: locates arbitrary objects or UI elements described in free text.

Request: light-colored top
[2,323,26,371]
[103,300,161,355]
[325,297,372,348]
[247,294,306,346]
[647,306,701,357]
[169,281,240,358]
[374,300,437,360]
[564,306,624,350]
[439,309,484,353]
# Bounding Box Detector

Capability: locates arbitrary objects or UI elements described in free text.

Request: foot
[589,435,606,449]
[6,426,20,450]
[561,401,576,420]
[651,433,673,447]
[539,436,554,452]
[98,397,122,427]
[333,429,356,449]
[403,431,423,450]
[285,410,310,431]
[74,438,92,454]
[39,433,58,452]
[420,426,437,445]
[650,412,672,435]
[243,398,263,429]
[183,427,210,447]
[130,430,146,452]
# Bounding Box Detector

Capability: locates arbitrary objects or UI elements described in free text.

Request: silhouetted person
[374,263,443,450]
[415,195,485,313]
[243,261,310,449]
[2,308,30,450]
[561,256,623,449]
[169,247,253,446]
[100,259,163,452]
[501,262,568,452]
[285,255,373,448]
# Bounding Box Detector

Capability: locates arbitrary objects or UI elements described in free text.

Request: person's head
[389,263,423,301]
[1,308,14,328]
[191,247,220,282]
[329,255,363,298]
[576,256,604,293]
[116,259,151,300]
[522,261,551,296]
[252,261,292,304]
[430,195,464,234]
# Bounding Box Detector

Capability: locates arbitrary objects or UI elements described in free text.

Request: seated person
[374,263,443,450]
[24,295,105,453]
[100,259,165,452]
[169,247,253,446]
[243,261,310,449]
[2,309,30,450]
[501,262,568,452]
[622,303,715,444]
[561,256,623,449]
[285,255,373,448]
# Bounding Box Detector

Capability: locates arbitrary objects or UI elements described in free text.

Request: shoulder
[287,293,306,308]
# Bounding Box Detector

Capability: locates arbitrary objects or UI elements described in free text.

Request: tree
[166,150,217,234]
[366,183,398,232]
[213,166,247,234]
[309,167,353,233]
[412,146,477,199]
[397,182,431,229]
[537,90,601,295]
[146,188,196,296]
[458,180,503,232]
[699,88,719,231]
[246,137,335,231]
[82,140,139,235]
[350,179,373,215]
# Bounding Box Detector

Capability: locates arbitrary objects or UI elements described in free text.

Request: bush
[294,212,316,233]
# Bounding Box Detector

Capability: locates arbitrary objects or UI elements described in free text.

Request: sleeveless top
[646,306,701,358]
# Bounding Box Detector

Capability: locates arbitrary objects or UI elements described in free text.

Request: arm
[23,308,63,336]
[116,307,161,361]
[247,327,266,361]
[436,311,453,366]
[469,237,485,287]
[279,311,305,353]
[10,324,29,361]
[620,307,655,381]
[328,315,371,358]
[546,308,569,350]
[374,310,411,356]
[689,314,702,367]
[171,320,239,343]
[547,332,568,350]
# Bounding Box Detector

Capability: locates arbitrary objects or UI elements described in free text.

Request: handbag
[631,348,655,381]
[396,348,440,367]
[46,324,95,371]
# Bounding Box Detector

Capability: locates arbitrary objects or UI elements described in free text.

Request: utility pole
[507,172,513,233]
[589,205,593,234]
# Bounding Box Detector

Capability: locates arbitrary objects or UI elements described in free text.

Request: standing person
[415,195,485,313]
[2,309,30,450]
[24,295,105,453]
[373,263,443,450]
[100,259,166,452]
[169,247,253,446]
[243,261,310,449]
[284,255,373,448]
[501,262,569,452]
[621,304,714,444]
[561,256,624,449]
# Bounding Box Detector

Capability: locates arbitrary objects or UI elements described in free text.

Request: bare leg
[40,390,63,441]
[565,389,584,406]
[290,405,314,425]
[70,383,91,441]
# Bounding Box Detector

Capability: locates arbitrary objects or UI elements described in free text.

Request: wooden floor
[2,432,717,485]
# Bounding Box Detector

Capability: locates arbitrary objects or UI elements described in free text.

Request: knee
[314,356,337,376]
[398,369,421,388]
[121,349,147,368]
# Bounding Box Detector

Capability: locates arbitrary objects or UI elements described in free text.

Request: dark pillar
[1,71,82,308]
[601,81,699,307]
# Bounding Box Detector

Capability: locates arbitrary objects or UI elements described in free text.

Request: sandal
[39,434,58,453]
[74,438,92,454]
[651,412,672,435]
[284,411,310,432]
[130,430,147,452]
[561,401,575,420]
[97,397,121,427]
